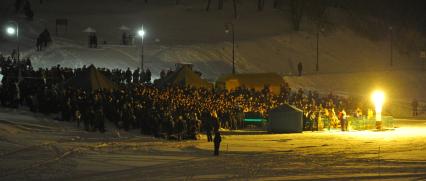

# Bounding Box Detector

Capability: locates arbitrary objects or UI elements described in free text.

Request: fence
[320,116,394,131]
[349,116,395,130]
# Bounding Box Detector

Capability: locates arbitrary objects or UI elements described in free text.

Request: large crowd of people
[0,54,369,140]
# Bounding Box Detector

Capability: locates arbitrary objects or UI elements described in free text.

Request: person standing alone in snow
[412,99,418,117]
[213,131,222,156]
[297,62,303,76]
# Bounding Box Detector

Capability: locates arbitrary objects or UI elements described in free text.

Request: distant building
[216,73,284,95]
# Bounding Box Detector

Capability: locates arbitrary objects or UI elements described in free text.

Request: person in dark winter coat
[125,68,132,84]
[132,68,140,83]
[36,36,42,51]
[202,110,213,142]
[93,34,98,48]
[74,109,81,128]
[297,62,303,76]
[144,69,151,83]
[412,99,418,117]
[213,131,222,156]
[122,32,128,45]
[95,107,105,133]
[40,29,52,47]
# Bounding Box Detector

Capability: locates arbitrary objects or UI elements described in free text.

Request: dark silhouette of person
[40,29,51,47]
[213,131,221,156]
[93,34,98,48]
[11,49,17,60]
[122,32,127,45]
[36,36,42,51]
[144,68,151,83]
[88,34,93,48]
[35,29,51,51]
[412,99,418,117]
[297,62,303,76]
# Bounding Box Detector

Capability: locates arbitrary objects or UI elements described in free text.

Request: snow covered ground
[1,1,425,180]
[0,108,426,180]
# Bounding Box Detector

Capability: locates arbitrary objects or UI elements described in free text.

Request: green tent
[63,65,118,92]
[268,104,303,133]
[158,65,212,89]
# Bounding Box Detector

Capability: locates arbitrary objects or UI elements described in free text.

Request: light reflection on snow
[335,128,426,141]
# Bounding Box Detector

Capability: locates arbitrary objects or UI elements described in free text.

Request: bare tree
[218,0,223,10]
[273,0,282,9]
[290,0,306,31]
[206,0,212,11]
[15,0,23,12]
[258,0,265,11]
[306,0,329,28]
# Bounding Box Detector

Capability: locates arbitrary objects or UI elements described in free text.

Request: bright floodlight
[138,29,145,37]
[6,27,15,35]
[371,90,385,121]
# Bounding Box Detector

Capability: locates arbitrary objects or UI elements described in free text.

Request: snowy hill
[1,0,425,116]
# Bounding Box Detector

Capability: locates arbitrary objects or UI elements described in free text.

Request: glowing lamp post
[137,26,145,71]
[6,27,16,35]
[5,22,19,61]
[371,90,385,130]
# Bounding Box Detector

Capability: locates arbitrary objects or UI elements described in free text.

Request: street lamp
[316,26,325,72]
[389,26,393,67]
[5,21,19,61]
[137,25,145,71]
[6,27,15,35]
[225,23,235,74]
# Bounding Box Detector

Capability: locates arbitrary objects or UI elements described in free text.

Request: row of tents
[64,63,286,94]
[157,63,285,95]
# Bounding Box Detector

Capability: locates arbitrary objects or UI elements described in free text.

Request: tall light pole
[389,26,393,67]
[138,25,146,71]
[225,23,235,74]
[5,21,19,61]
[316,26,324,72]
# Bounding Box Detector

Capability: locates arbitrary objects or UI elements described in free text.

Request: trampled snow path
[0,108,426,180]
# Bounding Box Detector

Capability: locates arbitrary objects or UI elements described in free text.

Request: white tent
[83,27,96,33]
[268,104,303,133]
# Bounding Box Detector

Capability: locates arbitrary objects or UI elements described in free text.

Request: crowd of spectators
[0,54,367,139]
